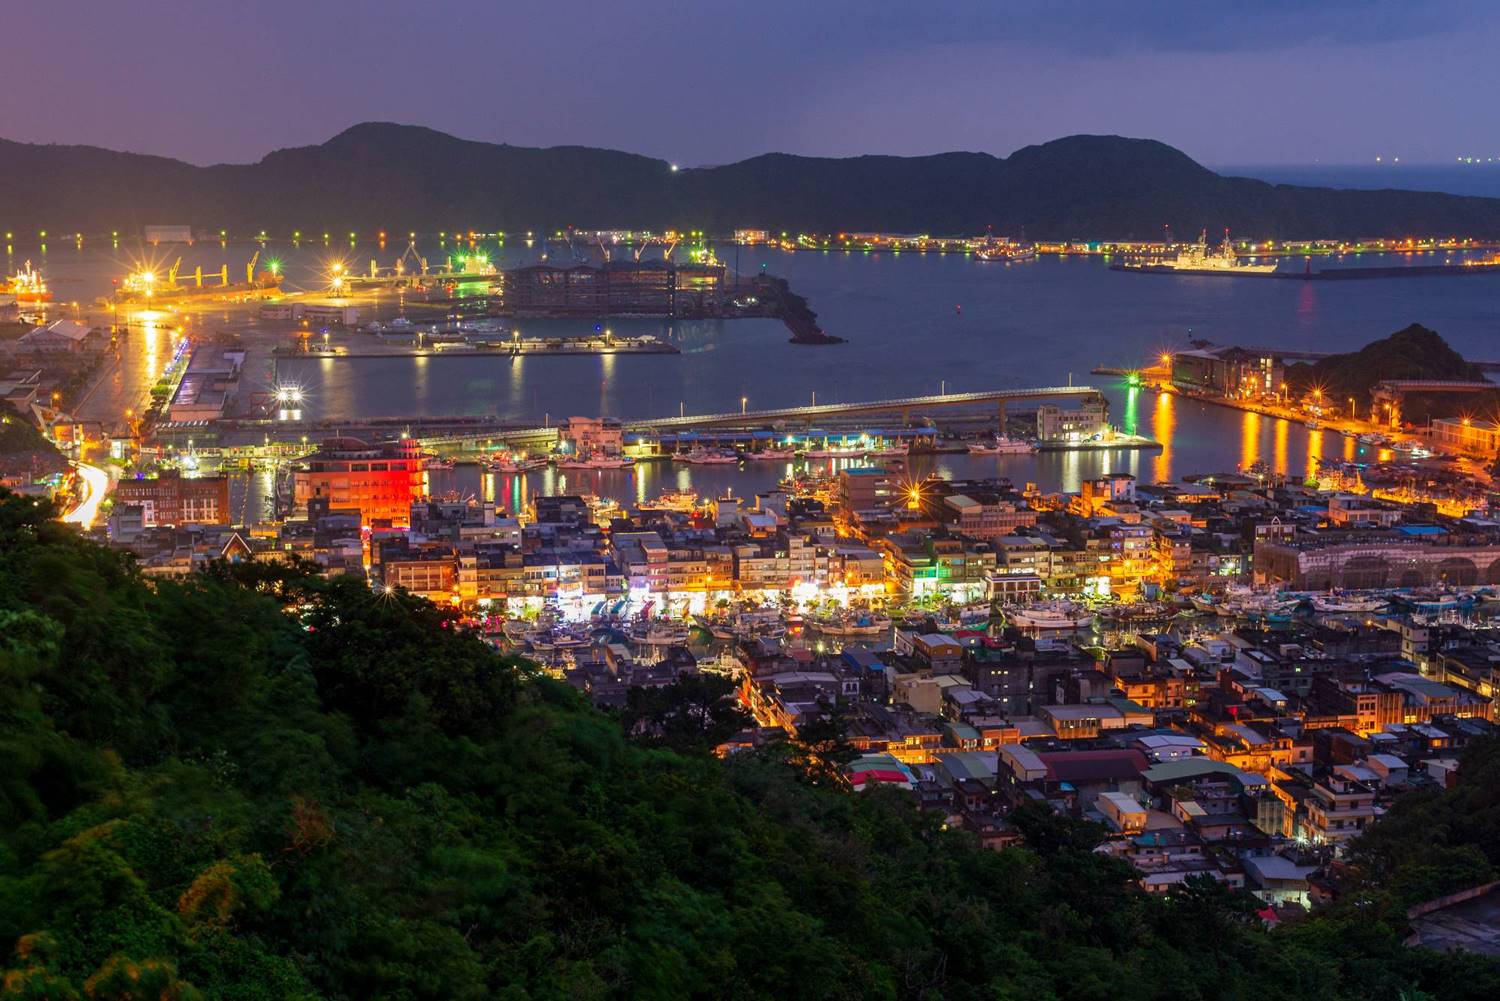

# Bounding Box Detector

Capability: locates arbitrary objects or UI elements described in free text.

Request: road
[61,461,111,529]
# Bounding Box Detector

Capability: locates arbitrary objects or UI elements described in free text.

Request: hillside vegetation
[7,125,1500,238]
[1285,324,1496,422]
[2,487,1500,999]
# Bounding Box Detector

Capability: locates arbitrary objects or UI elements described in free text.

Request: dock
[631,386,1106,431]
[277,338,679,359]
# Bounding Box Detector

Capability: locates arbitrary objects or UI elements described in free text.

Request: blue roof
[1398,525,1447,536]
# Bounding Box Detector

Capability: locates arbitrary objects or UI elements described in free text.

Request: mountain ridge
[5,122,1500,239]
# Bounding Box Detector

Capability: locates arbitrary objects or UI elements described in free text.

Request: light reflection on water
[238,388,1395,516]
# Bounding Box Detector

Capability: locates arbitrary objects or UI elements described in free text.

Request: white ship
[556,453,634,469]
[1004,601,1095,630]
[676,448,739,464]
[1310,592,1389,614]
[968,436,1037,455]
[1113,231,1279,276]
[749,446,798,460]
[628,621,693,646]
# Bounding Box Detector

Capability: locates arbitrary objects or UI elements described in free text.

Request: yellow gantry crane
[246,250,260,284]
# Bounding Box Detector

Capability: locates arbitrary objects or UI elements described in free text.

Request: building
[1326,494,1404,529]
[1036,397,1108,443]
[1256,534,1500,589]
[1170,346,1284,400]
[503,260,725,317]
[1431,417,1500,456]
[14,320,99,356]
[837,467,897,516]
[938,492,1038,539]
[143,224,195,244]
[292,436,428,526]
[114,471,230,527]
[168,349,244,422]
[564,416,624,455]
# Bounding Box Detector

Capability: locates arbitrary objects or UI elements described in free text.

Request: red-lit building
[292,436,427,527]
[114,471,230,526]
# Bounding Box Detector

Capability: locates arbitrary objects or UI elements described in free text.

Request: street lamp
[741,395,748,415]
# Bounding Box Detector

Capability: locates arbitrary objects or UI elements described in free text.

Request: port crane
[246,250,260,284]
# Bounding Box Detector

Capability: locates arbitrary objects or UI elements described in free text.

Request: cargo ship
[111,253,281,304]
[1112,231,1279,276]
[5,261,51,302]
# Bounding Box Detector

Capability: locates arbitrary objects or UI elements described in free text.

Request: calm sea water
[274,243,1500,419]
[12,237,1497,509]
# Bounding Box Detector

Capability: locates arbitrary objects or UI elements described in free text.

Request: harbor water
[15,238,1500,513]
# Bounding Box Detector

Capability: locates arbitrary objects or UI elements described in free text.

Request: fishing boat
[1218,586,1301,618]
[628,621,693,646]
[676,448,739,464]
[1189,594,1222,615]
[637,490,701,513]
[1004,601,1095,630]
[696,608,786,642]
[1393,588,1468,613]
[863,443,910,459]
[489,453,548,473]
[803,445,865,459]
[956,602,993,625]
[808,610,892,637]
[1310,592,1389,614]
[968,437,1036,455]
[750,446,798,460]
[557,453,634,469]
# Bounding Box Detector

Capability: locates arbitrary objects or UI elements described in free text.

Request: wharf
[278,339,679,359]
[1114,262,1500,281]
[1036,434,1160,452]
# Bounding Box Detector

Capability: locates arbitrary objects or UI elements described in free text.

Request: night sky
[6,0,1497,168]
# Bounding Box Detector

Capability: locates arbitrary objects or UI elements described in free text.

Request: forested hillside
[8,125,1500,238]
[2,487,1499,1000]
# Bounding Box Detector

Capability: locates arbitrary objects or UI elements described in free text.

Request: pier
[154,384,1112,451]
[629,386,1105,432]
[277,337,679,359]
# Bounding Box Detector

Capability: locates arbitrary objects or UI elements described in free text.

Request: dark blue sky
[6,1,1497,167]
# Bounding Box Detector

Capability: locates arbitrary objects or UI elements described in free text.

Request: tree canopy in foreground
[2,487,1499,1000]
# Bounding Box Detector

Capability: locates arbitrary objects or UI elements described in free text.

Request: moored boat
[1004,601,1094,630]
[968,436,1036,455]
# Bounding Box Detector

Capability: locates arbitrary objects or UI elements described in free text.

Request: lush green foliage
[2,487,1499,999]
[1285,324,1495,421]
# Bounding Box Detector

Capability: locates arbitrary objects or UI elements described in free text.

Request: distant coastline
[1221,163,1500,199]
